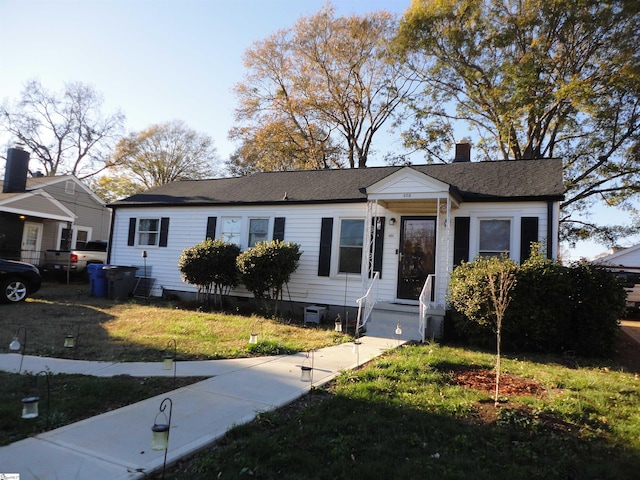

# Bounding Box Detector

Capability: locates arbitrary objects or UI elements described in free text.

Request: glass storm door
[397,217,436,300]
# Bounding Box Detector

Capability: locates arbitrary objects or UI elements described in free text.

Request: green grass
[0,282,348,362]
[0,371,208,446]
[0,281,349,445]
[167,343,640,480]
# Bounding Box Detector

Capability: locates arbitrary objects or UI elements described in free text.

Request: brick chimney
[453,139,471,162]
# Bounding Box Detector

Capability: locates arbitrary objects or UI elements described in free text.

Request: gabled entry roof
[110,158,564,208]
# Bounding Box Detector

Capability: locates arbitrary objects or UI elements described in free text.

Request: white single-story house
[108,148,563,341]
[594,244,640,309]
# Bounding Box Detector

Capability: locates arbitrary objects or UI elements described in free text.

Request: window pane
[139,219,159,232]
[479,219,510,255]
[339,219,364,273]
[248,218,269,247]
[222,217,241,246]
[138,218,160,246]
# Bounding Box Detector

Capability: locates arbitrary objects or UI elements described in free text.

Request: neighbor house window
[75,229,89,249]
[338,219,364,273]
[65,181,75,195]
[138,218,160,246]
[479,219,511,257]
[221,217,242,246]
[248,218,269,247]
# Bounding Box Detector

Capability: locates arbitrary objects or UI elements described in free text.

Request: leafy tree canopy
[231,3,419,171]
[112,120,219,189]
[397,0,640,245]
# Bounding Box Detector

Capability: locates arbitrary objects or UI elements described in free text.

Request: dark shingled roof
[109,158,564,208]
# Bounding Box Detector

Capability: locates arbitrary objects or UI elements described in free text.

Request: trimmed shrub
[237,240,302,316]
[448,254,627,358]
[179,239,240,308]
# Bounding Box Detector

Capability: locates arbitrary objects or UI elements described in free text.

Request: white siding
[110,199,557,310]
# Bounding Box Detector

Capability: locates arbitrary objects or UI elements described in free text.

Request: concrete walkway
[0,326,406,480]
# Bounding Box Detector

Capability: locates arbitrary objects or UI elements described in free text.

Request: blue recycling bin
[88,264,110,297]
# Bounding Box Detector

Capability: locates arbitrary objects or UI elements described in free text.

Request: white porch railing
[419,274,436,342]
[355,271,380,333]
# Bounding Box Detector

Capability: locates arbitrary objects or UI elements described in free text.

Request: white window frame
[337,218,365,275]
[221,216,242,247]
[248,217,270,248]
[56,223,93,250]
[65,180,76,194]
[137,218,160,247]
[478,218,512,258]
[469,213,519,261]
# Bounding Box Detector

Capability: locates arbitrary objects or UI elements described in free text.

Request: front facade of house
[108,157,564,332]
[0,147,111,265]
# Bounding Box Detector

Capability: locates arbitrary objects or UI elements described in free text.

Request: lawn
[0,280,348,446]
[1,281,347,361]
[2,282,640,479]
[167,341,640,480]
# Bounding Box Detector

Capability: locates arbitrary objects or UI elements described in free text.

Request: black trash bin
[103,266,138,301]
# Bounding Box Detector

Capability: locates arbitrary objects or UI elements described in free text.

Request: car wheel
[0,277,29,303]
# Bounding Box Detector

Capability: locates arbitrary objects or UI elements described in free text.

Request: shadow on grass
[172,393,640,480]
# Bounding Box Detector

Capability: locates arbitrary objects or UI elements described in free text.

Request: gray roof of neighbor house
[109,158,564,208]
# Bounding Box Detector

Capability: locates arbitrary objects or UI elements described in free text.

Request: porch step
[364,304,422,342]
[363,302,444,342]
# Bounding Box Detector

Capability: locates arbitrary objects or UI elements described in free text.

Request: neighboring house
[0,147,111,266]
[593,244,640,310]
[108,143,564,340]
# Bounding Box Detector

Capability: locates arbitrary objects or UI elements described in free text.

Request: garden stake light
[9,326,27,374]
[21,370,51,429]
[64,322,80,358]
[395,321,402,346]
[161,339,177,388]
[300,350,314,384]
[334,314,343,332]
[151,397,173,479]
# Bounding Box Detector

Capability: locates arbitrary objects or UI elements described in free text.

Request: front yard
[1,281,640,478]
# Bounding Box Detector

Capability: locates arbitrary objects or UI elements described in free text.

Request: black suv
[0,259,42,303]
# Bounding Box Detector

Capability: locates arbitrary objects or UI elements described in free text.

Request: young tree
[178,239,240,309]
[397,0,640,244]
[0,79,125,179]
[448,256,517,406]
[236,241,302,317]
[232,4,419,170]
[112,120,219,189]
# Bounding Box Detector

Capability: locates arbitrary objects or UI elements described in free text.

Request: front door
[21,222,43,265]
[397,216,436,300]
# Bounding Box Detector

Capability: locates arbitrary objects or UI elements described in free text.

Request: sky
[0,0,637,260]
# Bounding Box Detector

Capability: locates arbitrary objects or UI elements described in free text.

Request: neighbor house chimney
[453,139,471,162]
[3,146,30,193]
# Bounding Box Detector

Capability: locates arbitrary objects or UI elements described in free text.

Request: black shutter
[159,217,170,247]
[520,217,539,263]
[318,217,333,277]
[206,217,217,240]
[127,218,136,246]
[371,217,385,278]
[273,217,285,241]
[453,217,470,266]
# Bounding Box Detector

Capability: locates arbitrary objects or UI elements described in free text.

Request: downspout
[106,206,116,264]
[547,201,553,259]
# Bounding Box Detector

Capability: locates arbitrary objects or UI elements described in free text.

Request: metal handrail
[355,271,380,334]
[419,274,435,342]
